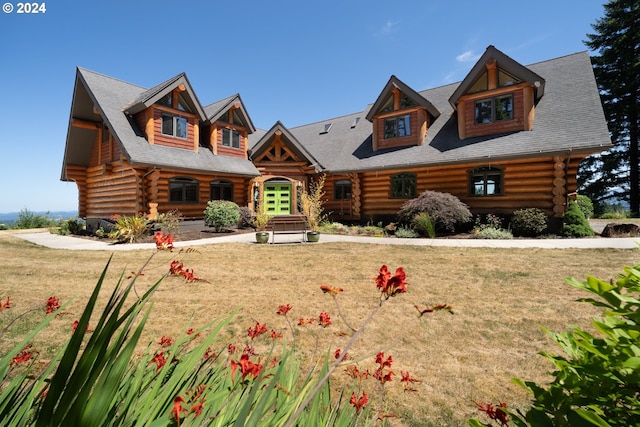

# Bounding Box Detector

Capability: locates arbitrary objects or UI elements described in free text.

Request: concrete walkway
[5,229,640,251]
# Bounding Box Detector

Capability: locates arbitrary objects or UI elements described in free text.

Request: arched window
[334,180,352,200]
[390,173,416,198]
[210,180,234,201]
[469,167,503,196]
[169,177,198,202]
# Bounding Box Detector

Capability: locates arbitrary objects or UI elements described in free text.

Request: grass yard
[0,233,638,426]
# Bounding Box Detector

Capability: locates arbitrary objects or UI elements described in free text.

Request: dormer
[204,94,255,159]
[449,45,545,139]
[366,75,440,151]
[126,73,207,151]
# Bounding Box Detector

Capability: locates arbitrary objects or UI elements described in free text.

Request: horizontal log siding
[358,156,565,218]
[323,174,357,219]
[146,170,250,218]
[462,86,529,139]
[153,109,196,150]
[212,122,248,159]
[85,163,139,218]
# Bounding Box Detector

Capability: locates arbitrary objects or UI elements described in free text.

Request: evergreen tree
[579,0,640,215]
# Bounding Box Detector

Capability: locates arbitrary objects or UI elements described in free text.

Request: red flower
[375,351,393,368]
[374,265,408,298]
[400,370,421,391]
[157,336,173,347]
[169,396,186,422]
[153,231,174,251]
[0,297,10,310]
[247,322,268,340]
[270,329,283,339]
[320,285,344,295]
[190,401,204,417]
[334,348,348,360]
[45,296,60,314]
[345,365,370,380]
[373,352,394,384]
[71,320,93,333]
[10,345,33,366]
[350,391,369,414]
[318,312,332,328]
[276,304,292,315]
[298,317,315,326]
[230,353,263,382]
[152,352,167,372]
[475,401,509,426]
[227,343,237,354]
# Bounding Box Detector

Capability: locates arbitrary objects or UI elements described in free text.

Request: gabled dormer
[204,94,256,159]
[449,45,545,140]
[126,73,207,151]
[249,121,321,174]
[366,75,440,151]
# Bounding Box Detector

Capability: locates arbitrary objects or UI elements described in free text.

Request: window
[474,94,513,124]
[384,114,411,139]
[169,177,198,202]
[162,114,188,139]
[470,167,502,196]
[222,128,241,148]
[390,173,416,198]
[334,180,352,200]
[210,180,233,201]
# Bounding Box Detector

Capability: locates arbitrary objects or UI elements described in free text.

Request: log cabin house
[61,46,611,232]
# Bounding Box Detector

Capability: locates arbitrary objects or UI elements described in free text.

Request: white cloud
[456,50,479,63]
[382,19,399,35]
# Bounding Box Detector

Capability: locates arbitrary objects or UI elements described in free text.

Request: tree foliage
[579,0,640,215]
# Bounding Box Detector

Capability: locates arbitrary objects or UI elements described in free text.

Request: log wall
[333,155,572,221]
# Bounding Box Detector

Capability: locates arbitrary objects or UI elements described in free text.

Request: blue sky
[0,0,607,213]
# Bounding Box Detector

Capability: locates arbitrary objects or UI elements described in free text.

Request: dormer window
[474,94,513,124]
[222,128,241,148]
[384,114,411,139]
[162,114,188,139]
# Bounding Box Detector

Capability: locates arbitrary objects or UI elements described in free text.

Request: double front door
[264,182,291,215]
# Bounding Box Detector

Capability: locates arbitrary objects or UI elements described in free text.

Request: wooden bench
[267,215,308,244]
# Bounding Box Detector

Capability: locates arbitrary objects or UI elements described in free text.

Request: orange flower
[320,285,344,295]
[276,304,292,315]
[318,312,332,328]
[475,401,509,426]
[400,370,421,391]
[10,345,33,366]
[45,296,60,314]
[152,351,167,372]
[270,329,283,339]
[157,336,173,347]
[350,391,369,414]
[334,348,348,360]
[153,231,174,251]
[375,265,408,298]
[298,317,315,326]
[230,353,263,382]
[247,322,268,339]
[0,297,10,311]
[169,396,186,422]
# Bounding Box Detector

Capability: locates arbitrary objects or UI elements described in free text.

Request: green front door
[264,183,291,215]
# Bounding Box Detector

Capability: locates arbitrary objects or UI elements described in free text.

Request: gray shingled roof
[62,68,260,178]
[203,94,256,133]
[249,51,610,174]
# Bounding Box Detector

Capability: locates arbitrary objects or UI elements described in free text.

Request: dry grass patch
[0,234,637,426]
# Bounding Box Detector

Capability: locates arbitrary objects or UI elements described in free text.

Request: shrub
[156,209,183,233]
[412,212,436,238]
[397,190,472,234]
[300,174,326,231]
[563,199,594,237]
[599,211,628,219]
[506,264,640,426]
[470,227,513,240]
[394,227,419,238]
[204,200,240,232]
[111,214,149,243]
[576,194,594,219]
[509,208,547,237]
[55,217,85,235]
[237,206,254,229]
[12,208,57,229]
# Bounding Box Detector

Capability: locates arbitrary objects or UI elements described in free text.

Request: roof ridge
[77,66,147,90]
